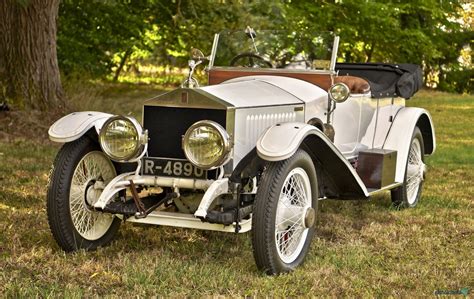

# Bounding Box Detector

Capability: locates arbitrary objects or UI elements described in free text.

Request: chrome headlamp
[99,115,147,162]
[329,83,350,103]
[182,120,232,170]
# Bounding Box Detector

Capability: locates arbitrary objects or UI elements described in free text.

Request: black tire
[391,127,425,208]
[47,136,121,251]
[252,149,318,275]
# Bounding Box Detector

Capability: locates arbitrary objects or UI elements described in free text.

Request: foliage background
[57,0,473,93]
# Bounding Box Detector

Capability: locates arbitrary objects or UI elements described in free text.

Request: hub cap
[304,207,316,228]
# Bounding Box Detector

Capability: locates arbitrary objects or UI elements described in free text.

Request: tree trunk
[0,0,64,111]
[113,49,132,82]
[365,42,376,63]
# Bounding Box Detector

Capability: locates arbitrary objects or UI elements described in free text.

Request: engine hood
[201,76,328,108]
[144,75,327,110]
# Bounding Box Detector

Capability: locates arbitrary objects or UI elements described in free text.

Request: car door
[332,95,374,158]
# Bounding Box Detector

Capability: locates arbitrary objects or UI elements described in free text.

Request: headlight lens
[99,116,145,162]
[329,82,350,103]
[183,120,231,170]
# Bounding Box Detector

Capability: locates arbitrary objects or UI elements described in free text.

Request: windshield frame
[208,30,340,75]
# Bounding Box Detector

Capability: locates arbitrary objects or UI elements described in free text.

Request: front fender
[48,111,113,143]
[383,107,436,183]
[257,122,369,198]
[256,122,317,162]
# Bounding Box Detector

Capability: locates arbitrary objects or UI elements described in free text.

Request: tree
[57,0,155,78]
[55,0,284,78]
[0,0,64,111]
[147,0,285,65]
[47,0,471,92]
[285,0,472,92]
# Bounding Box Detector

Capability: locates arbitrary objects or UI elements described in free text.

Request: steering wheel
[230,52,274,68]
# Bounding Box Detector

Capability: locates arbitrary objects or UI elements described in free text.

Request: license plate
[141,157,207,179]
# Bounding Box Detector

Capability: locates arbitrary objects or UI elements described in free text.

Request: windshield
[210,29,337,72]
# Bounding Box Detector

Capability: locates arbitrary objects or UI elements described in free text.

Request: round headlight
[99,116,145,162]
[183,120,232,170]
[329,83,350,103]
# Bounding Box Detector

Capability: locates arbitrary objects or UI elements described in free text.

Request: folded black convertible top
[335,63,423,99]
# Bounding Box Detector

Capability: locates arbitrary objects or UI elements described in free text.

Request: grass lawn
[0,86,472,297]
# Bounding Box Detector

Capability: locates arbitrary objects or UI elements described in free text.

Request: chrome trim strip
[127,210,251,233]
[210,66,336,75]
[348,92,372,98]
[367,182,403,196]
[143,88,231,110]
[225,107,236,173]
[330,36,339,72]
[209,33,219,69]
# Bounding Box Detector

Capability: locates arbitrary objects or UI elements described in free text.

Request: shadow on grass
[317,194,396,242]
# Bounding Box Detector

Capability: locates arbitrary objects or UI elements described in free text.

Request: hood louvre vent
[245,112,296,147]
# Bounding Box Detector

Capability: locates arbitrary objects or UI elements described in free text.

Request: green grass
[0,87,472,297]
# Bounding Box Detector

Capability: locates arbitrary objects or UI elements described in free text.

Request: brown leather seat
[334,76,370,94]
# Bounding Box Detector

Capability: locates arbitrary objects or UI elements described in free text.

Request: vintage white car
[47,29,435,274]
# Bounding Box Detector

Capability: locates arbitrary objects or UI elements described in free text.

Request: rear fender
[48,111,113,143]
[257,122,368,198]
[383,107,436,182]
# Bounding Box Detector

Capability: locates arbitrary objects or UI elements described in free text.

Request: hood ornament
[182,48,209,88]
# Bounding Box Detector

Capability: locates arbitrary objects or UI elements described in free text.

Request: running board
[126,210,252,233]
[367,182,403,196]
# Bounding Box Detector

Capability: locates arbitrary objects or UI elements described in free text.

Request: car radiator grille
[143,106,227,159]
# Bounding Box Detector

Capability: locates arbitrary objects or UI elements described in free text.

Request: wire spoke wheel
[70,151,116,240]
[252,149,318,274]
[391,127,425,208]
[406,138,424,204]
[275,168,311,263]
[47,136,121,251]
